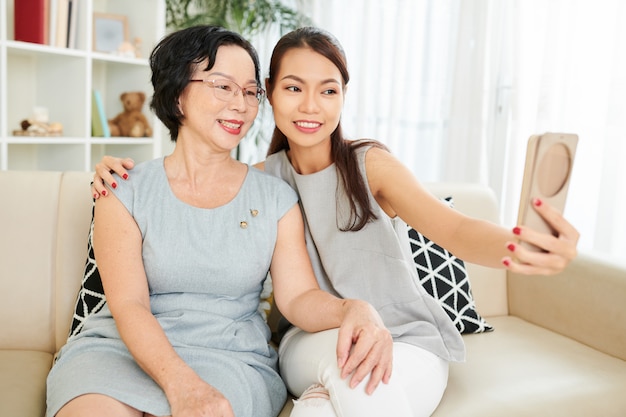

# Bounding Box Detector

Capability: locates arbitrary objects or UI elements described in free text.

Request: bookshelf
[0,0,167,171]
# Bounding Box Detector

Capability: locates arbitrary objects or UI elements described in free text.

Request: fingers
[503,198,579,275]
[335,324,353,370]
[337,324,393,394]
[534,197,580,248]
[92,157,134,198]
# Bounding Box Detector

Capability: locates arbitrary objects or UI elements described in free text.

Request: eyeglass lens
[210,79,264,106]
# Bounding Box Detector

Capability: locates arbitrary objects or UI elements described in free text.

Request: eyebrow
[280,74,341,85]
[206,71,258,86]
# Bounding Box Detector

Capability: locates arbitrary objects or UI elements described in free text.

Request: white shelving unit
[0,0,167,171]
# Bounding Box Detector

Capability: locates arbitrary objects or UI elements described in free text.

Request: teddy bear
[108,91,152,137]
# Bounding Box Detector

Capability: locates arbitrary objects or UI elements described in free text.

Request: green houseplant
[166,0,309,36]
[164,0,310,161]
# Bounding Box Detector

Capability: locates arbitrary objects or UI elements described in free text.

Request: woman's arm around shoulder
[91,156,135,198]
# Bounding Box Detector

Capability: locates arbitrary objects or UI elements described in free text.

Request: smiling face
[178,45,259,153]
[268,47,345,152]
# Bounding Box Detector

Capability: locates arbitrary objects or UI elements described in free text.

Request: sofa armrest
[508,252,626,361]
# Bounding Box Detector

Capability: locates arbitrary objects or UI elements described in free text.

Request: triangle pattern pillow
[68,204,107,338]
[408,197,493,334]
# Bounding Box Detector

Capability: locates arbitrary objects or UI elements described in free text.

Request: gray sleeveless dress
[46,157,295,417]
[265,147,465,362]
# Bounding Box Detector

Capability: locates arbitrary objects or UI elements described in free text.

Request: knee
[291,384,335,417]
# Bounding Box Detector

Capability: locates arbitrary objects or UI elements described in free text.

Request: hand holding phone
[516,133,578,251]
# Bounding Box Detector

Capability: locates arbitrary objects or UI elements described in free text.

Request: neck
[166,139,240,183]
[286,141,333,175]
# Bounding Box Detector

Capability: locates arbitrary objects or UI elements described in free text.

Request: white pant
[278,327,449,417]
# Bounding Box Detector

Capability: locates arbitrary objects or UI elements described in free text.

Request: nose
[229,87,247,110]
[299,90,320,113]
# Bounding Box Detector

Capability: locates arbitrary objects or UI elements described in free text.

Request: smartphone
[516,133,578,251]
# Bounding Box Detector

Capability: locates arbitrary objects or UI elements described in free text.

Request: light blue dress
[46,157,296,417]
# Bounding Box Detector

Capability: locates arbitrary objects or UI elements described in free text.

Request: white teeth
[219,120,241,129]
[295,121,320,129]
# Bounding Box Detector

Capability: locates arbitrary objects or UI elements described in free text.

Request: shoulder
[363,144,413,203]
[248,165,298,217]
[111,158,163,201]
[263,150,291,180]
[114,158,161,183]
[249,165,295,194]
[362,142,397,177]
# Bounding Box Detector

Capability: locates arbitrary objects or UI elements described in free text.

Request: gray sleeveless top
[265,148,465,362]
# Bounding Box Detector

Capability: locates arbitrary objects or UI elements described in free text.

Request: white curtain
[503,0,626,264]
[297,0,625,264]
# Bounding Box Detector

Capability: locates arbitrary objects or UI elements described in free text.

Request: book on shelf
[53,0,68,48]
[67,0,79,48]
[49,0,79,48]
[14,0,50,44]
[91,90,111,138]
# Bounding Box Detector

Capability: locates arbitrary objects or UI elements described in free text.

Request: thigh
[278,327,341,397]
[279,328,449,417]
[391,342,449,416]
[55,393,143,417]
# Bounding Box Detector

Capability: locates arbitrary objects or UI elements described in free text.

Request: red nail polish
[112,182,117,189]
[122,173,128,180]
[507,243,516,252]
[102,190,107,196]
[533,198,542,207]
[513,227,521,235]
[503,259,511,267]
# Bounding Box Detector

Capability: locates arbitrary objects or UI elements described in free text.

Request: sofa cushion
[0,171,62,352]
[433,315,626,416]
[408,197,493,334]
[0,350,52,417]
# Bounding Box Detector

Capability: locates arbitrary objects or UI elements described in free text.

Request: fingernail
[102,190,107,196]
[122,173,128,180]
[112,182,117,189]
[502,259,511,267]
[513,227,521,235]
[507,243,516,252]
[533,198,542,207]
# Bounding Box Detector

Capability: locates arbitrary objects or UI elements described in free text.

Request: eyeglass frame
[188,79,266,106]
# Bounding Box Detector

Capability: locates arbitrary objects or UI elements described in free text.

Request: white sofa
[1,170,625,417]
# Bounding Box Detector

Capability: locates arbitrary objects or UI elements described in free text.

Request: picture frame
[93,13,129,53]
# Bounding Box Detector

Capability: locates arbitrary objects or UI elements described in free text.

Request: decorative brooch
[240,209,259,229]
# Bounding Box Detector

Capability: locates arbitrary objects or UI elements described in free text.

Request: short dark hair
[149,25,261,142]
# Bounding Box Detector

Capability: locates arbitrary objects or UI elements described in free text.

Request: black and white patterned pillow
[68,204,106,338]
[408,197,493,334]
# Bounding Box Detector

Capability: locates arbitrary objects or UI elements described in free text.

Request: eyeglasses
[189,79,265,107]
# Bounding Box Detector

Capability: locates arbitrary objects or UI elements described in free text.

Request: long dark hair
[149,25,261,142]
[266,27,387,231]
